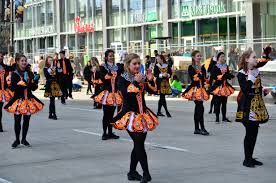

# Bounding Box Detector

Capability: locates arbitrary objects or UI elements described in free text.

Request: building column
[56,0,61,52]
[102,0,108,49]
[245,1,254,50]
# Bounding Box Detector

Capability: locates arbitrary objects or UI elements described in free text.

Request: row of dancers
[0,46,271,182]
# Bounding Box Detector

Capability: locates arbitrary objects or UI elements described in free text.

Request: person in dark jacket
[83,60,93,95]
[57,50,73,104]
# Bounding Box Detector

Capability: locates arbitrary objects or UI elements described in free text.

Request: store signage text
[74,16,95,33]
[181,2,226,18]
[30,26,55,36]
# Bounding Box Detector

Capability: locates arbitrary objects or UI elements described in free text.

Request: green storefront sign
[181,2,226,18]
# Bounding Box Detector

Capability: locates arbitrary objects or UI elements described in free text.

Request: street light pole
[9,0,14,57]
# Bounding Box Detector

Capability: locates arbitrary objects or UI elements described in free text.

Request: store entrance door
[181,36,195,50]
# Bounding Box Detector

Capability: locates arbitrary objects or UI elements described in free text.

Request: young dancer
[5,54,44,148]
[113,53,158,183]
[236,49,270,167]
[0,51,14,132]
[182,50,209,135]
[91,58,103,109]
[209,52,235,123]
[154,55,172,117]
[44,56,62,120]
[94,49,123,140]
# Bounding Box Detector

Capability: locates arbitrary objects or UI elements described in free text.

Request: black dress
[0,63,14,102]
[113,73,158,132]
[94,63,124,106]
[4,69,44,115]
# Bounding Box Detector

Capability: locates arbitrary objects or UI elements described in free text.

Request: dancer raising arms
[94,49,123,140]
[4,54,44,148]
[113,53,158,183]
[236,49,270,168]
[44,56,62,120]
[0,51,15,132]
[154,54,172,117]
[209,52,235,123]
[182,50,209,135]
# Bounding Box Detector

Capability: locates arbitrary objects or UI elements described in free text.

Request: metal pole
[10,0,14,56]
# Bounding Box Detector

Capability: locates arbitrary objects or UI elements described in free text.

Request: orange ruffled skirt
[182,87,209,101]
[212,84,235,97]
[5,97,44,115]
[94,90,122,106]
[0,89,14,102]
[113,109,159,132]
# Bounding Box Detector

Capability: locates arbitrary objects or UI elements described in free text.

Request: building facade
[14,0,276,62]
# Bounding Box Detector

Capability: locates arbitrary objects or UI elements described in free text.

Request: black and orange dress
[4,69,44,115]
[154,63,172,116]
[94,62,123,139]
[91,69,103,109]
[209,63,235,122]
[182,65,209,135]
[0,64,14,132]
[112,72,158,179]
[113,72,158,132]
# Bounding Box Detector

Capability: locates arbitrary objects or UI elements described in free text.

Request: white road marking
[0,178,13,183]
[65,107,102,113]
[73,129,190,153]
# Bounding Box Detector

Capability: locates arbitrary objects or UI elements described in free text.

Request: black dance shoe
[222,118,232,122]
[140,172,152,183]
[0,128,4,132]
[215,118,220,123]
[49,113,53,119]
[108,133,120,139]
[128,171,142,181]
[12,140,20,149]
[243,160,255,168]
[200,129,210,136]
[21,140,31,147]
[194,129,202,134]
[252,158,263,166]
[52,114,58,120]
[157,112,165,117]
[166,112,171,118]
[102,134,109,140]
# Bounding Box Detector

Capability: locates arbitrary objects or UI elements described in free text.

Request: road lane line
[73,129,189,153]
[65,107,102,113]
[0,178,13,183]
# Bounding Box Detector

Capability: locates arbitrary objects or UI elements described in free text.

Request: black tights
[0,102,3,131]
[14,114,31,141]
[158,94,169,113]
[87,81,92,94]
[209,96,215,113]
[194,101,205,130]
[49,97,56,115]
[214,96,228,120]
[243,122,259,161]
[102,105,116,135]
[128,131,149,174]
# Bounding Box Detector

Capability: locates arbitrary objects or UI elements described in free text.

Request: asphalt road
[0,90,275,183]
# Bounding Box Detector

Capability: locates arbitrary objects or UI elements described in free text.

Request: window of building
[37,3,45,26]
[18,40,24,53]
[95,31,103,50]
[68,0,76,21]
[39,38,46,50]
[24,6,32,28]
[108,29,121,46]
[94,0,102,29]
[181,21,195,37]
[26,39,32,53]
[46,1,53,25]
[129,27,142,41]
[68,34,75,50]
[78,33,87,51]
[77,0,86,18]
[60,0,66,32]
[128,0,142,24]
[48,37,54,48]
[170,0,179,19]
[107,0,120,26]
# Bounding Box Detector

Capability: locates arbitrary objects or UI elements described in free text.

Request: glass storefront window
[170,0,179,19]
[68,0,75,21]
[26,39,32,53]
[129,27,142,41]
[78,33,87,50]
[198,18,218,42]
[172,23,178,44]
[122,1,127,25]
[107,0,120,26]
[181,21,195,37]
[77,0,86,18]
[69,34,75,50]
[94,0,102,29]
[46,1,53,25]
[144,0,159,22]
[60,0,66,32]
[39,38,45,50]
[107,29,121,45]
[37,3,45,26]
[48,37,54,48]
[95,32,103,50]
[239,16,246,39]
[128,0,142,24]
